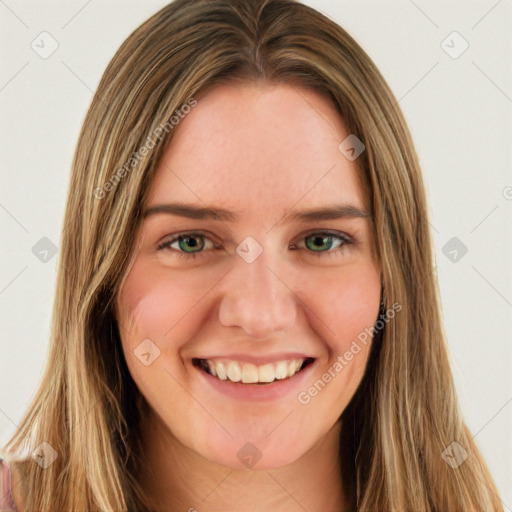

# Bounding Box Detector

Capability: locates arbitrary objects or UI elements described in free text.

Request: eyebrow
[142,202,371,223]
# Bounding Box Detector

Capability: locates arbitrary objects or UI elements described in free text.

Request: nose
[217,248,297,339]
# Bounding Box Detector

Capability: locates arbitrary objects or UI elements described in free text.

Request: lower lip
[194,361,316,402]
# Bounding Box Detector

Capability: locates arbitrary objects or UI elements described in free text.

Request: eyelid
[156,230,218,251]
[289,230,354,254]
[294,228,354,244]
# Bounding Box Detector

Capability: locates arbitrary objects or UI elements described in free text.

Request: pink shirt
[0,458,18,511]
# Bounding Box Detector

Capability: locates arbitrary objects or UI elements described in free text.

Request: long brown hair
[1,0,503,510]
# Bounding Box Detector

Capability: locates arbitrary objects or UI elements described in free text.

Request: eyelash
[156,230,354,260]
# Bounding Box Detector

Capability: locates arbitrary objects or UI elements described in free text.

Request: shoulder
[0,458,20,512]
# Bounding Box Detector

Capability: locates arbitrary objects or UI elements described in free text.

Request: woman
[0,0,504,510]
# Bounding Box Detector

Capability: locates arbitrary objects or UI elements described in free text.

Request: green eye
[157,230,354,261]
[302,232,351,254]
[157,232,214,260]
[176,235,205,253]
[305,234,337,252]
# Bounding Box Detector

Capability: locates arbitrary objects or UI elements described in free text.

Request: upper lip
[194,353,315,365]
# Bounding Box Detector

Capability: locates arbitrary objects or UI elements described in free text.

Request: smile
[193,357,315,385]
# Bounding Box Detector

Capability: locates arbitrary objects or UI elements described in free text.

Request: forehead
[147,82,367,220]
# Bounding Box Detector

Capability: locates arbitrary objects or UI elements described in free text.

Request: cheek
[114,263,206,444]
[306,262,381,352]
[115,263,215,415]
[115,261,219,357]
[295,264,380,419]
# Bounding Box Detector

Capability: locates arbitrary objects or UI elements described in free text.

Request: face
[115,81,381,470]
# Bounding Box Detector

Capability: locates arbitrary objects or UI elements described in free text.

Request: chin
[197,429,311,471]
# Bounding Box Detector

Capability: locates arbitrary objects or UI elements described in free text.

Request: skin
[115,81,381,512]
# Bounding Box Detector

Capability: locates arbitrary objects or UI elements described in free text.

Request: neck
[137,405,352,512]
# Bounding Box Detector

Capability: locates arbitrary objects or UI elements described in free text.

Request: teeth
[203,358,307,384]
[207,360,217,377]
[258,363,275,382]
[241,363,259,383]
[274,361,288,380]
[227,361,242,382]
[216,361,227,380]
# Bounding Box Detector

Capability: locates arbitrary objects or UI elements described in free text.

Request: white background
[1,0,511,507]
